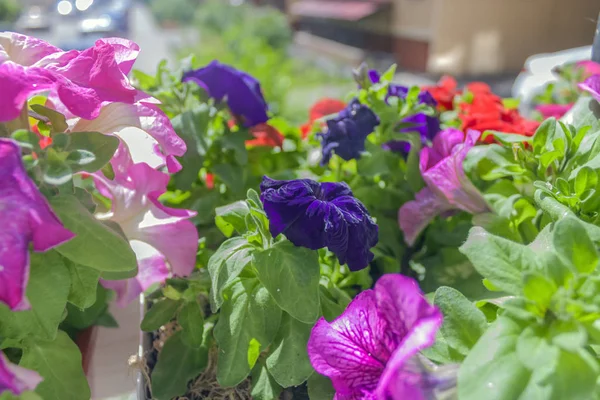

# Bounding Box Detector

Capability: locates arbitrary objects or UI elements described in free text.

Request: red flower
[458,84,539,143]
[205,173,215,190]
[247,123,284,148]
[423,76,458,111]
[300,98,346,139]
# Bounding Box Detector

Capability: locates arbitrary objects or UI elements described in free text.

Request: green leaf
[253,240,321,324]
[30,104,68,132]
[213,163,245,195]
[553,217,599,274]
[547,349,599,400]
[214,278,282,387]
[251,360,282,400]
[307,373,335,400]
[178,300,205,349]
[50,195,138,273]
[561,96,600,131]
[62,285,110,330]
[573,166,598,197]
[64,258,101,309]
[208,236,255,311]
[460,227,538,295]
[532,118,557,155]
[11,130,41,151]
[220,130,249,165]
[465,144,525,181]
[434,287,487,355]
[483,130,532,145]
[141,299,181,332]
[0,252,70,340]
[171,106,211,190]
[319,286,347,321]
[20,331,90,400]
[151,329,211,400]
[266,312,314,387]
[515,326,557,370]
[0,391,43,400]
[522,273,557,312]
[43,158,72,185]
[215,200,250,237]
[55,131,119,173]
[458,317,530,400]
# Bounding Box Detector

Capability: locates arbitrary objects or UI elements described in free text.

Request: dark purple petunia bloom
[369,70,437,106]
[0,139,75,310]
[384,112,441,155]
[318,98,380,165]
[182,60,269,127]
[308,274,447,400]
[260,176,378,271]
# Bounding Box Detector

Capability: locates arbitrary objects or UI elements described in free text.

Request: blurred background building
[276,0,598,76]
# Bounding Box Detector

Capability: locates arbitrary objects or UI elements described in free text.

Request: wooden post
[592,11,600,63]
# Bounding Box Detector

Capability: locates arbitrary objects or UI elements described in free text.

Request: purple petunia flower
[579,74,600,103]
[182,60,269,127]
[318,98,380,165]
[398,129,489,246]
[260,176,378,271]
[307,274,445,400]
[0,352,42,395]
[0,139,75,310]
[368,70,437,107]
[383,113,441,155]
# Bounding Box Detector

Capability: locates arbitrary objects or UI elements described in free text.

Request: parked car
[512,45,592,114]
[56,0,131,34]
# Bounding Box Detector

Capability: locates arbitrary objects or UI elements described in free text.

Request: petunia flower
[576,60,600,78]
[67,93,186,173]
[422,76,458,111]
[247,123,284,148]
[0,352,43,396]
[94,162,198,307]
[383,112,441,155]
[0,139,74,310]
[535,103,573,119]
[300,98,346,139]
[0,32,139,122]
[318,98,380,165]
[579,74,600,103]
[260,176,378,271]
[368,70,436,106]
[182,60,269,127]
[308,274,447,400]
[398,129,489,246]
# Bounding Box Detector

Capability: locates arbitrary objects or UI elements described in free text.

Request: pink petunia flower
[0,352,42,396]
[0,139,74,310]
[398,129,489,246]
[535,103,573,119]
[94,162,198,307]
[0,33,185,172]
[307,274,446,400]
[579,74,600,104]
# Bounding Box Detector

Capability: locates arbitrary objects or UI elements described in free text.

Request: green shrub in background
[196,0,292,51]
[149,0,198,26]
[0,0,21,23]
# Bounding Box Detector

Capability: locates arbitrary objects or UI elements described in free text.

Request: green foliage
[0,0,20,23]
[49,195,138,273]
[457,216,600,399]
[20,331,90,400]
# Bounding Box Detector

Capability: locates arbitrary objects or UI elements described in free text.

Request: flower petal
[308,290,396,398]
[374,274,442,400]
[398,187,452,246]
[0,32,60,66]
[0,352,43,395]
[101,240,170,307]
[183,60,269,127]
[579,75,600,103]
[0,63,56,122]
[0,139,74,310]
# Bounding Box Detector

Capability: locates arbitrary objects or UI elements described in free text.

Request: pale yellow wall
[392,0,435,40]
[425,0,599,75]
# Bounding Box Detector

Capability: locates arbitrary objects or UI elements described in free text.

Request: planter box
[136,296,153,400]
